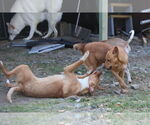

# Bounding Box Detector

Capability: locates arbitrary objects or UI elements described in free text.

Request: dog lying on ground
[10,0,63,13]
[73,30,135,92]
[0,51,103,103]
[7,13,62,40]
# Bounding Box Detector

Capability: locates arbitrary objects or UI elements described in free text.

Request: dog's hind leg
[0,61,18,78]
[7,86,21,103]
[5,79,17,88]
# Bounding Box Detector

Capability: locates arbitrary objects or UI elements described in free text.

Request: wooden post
[99,0,108,41]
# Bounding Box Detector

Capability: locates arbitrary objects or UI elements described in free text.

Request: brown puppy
[105,30,135,83]
[104,46,128,90]
[74,42,112,76]
[73,30,134,92]
[0,52,102,103]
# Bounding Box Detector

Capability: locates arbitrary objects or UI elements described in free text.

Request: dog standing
[73,30,135,92]
[104,30,135,83]
[0,51,102,103]
[7,12,62,40]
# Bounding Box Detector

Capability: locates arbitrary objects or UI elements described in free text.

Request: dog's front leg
[125,67,132,83]
[42,27,53,39]
[64,59,84,73]
[35,29,43,36]
[64,51,89,73]
[111,70,128,90]
[24,25,36,40]
[119,71,125,81]
[52,25,58,38]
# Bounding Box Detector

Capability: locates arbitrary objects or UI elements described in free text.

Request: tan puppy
[73,30,134,92]
[104,46,128,90]
[0,52,102,103]
[105,30,135,83]
[74,42,112,76]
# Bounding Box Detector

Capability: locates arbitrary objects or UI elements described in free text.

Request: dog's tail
[127,30,135,43]
[73,43,86,53]
[7,86,21,103]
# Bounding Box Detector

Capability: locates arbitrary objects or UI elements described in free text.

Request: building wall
[0,0,15,12]
[0,0,99,12]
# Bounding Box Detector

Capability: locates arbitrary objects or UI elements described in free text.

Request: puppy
[7,13,62,40]
[104,30,135,83]
[0,52,102,103]
[104,46,128,91]
[73,30,134,92]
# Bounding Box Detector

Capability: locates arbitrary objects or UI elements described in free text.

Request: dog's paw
[42,35,49,39]
[23,37,31,41]
[80,51,89,61]
[121,89,128,94]
[37,32,43,36]
[127,79,132,84]
[128,81,132,84]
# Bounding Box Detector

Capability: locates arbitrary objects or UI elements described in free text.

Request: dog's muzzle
[105,65,112,70]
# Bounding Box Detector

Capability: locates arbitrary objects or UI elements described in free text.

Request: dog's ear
[113,46,128,64]
[6,22,10,27]
[6,23,15,29]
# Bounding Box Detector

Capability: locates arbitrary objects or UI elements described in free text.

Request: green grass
[82,91,150,113]
[34,63,64,74]
[0,99,72,112]
[0,90,149,113]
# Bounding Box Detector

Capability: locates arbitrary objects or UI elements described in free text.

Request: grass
[0,90,149,113]
[0,99,72,112]
[0,91,149,125]
[0,42,150,124]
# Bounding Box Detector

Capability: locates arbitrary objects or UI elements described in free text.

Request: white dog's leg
[35,29,42,36]
[42,28,53,39]
[24,25,36,40]
[125,67,132,83]
[52,25,58,38]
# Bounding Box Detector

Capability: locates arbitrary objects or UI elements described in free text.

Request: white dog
[7,13,62,40]
[8,0,63,40]
[10,0,63,13]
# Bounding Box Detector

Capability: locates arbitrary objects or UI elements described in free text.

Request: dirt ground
[0,38,150,124]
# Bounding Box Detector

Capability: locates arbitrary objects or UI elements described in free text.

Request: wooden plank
[99,0,108,41]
